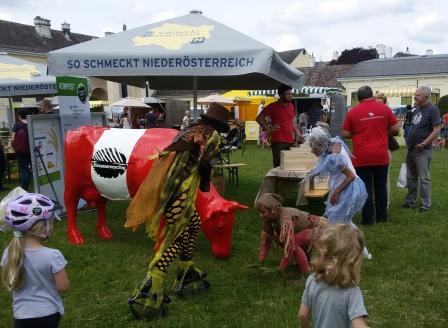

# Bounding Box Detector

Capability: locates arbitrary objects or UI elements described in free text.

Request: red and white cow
[64,126,247,258]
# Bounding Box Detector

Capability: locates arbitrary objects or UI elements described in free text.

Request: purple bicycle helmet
[5,193,55,233]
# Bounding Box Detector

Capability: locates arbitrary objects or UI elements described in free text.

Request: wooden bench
[304,188,329,198]
[213,163,246,186]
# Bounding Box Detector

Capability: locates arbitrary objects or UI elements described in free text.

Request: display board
[28,114,65,211]
[245,121,259,141]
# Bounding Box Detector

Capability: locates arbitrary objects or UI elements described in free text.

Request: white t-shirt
[1,247,67,319]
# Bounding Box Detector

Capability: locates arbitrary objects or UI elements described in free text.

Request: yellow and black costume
[125,104,229,316]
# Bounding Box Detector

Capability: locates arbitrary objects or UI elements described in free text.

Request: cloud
[149,10,183,23]
[1,0,448,61]
[0,11,11,20]
[406,12,448,44]
[253,0,448,59]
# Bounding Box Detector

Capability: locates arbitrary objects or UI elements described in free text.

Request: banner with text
[57,76,91,135]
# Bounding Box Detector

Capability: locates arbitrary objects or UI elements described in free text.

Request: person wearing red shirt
[256,84,302,167]
[342,86,400,225]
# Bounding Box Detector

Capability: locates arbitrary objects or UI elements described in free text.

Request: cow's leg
[65,193,85,245]
[96,197,113,240]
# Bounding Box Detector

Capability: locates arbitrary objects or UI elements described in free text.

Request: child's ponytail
[1,232,26,290]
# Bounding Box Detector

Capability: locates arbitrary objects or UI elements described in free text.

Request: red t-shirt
[443,113,448,125]
[261,101,295,144]
[342,99,397,167]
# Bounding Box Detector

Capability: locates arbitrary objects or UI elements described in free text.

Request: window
[12,97,22,103]
[431,93,440,105]
[401,96,412,106]
[351,92,359,106]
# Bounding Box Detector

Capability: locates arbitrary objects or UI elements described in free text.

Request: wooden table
[304,188,329,198]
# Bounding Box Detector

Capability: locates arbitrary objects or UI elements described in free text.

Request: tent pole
[7,97,14,132]
[193,76,198,122]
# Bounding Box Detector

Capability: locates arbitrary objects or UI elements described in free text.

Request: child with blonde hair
[254,193,328,274]
[1,193,69,328]
[299,224,368,328]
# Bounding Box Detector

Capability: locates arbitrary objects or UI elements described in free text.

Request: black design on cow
[92,148,127,178]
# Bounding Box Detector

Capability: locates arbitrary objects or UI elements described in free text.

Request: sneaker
[400,203,414,209]
[419,206,430,213]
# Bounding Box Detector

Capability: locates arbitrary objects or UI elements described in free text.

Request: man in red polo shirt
[256,84,302,167]
[342,86,400,225]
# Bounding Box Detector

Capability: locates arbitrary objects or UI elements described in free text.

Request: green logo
[77,83,87,103]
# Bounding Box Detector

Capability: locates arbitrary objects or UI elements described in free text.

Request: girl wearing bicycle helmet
[1,193,69,328]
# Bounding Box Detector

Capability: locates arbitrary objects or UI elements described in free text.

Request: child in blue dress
[1,193,70,328]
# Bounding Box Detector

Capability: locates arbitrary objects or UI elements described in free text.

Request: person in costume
[125,104,229,316]
[255,193,329,274]
[305,127,371,258]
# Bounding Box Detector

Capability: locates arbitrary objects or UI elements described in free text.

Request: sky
[0,0,447,61]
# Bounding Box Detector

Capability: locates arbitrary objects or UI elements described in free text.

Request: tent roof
[0,53,56,97]
[48,12,303,90]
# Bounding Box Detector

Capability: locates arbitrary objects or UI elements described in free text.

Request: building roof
[340,55,448,79]
[393,52,418,58]
[277,49,306,64]
[298,65,354,87]
[0,19,95,54]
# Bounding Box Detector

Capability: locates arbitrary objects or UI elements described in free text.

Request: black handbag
[388,135,400,151]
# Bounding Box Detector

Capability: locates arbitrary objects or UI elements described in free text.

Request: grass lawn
[1,144,447,327]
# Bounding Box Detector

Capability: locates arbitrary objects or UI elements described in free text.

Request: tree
[438,95,448,115]
[330,47,379,65]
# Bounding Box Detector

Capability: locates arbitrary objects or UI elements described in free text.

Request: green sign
[56,76,91,134]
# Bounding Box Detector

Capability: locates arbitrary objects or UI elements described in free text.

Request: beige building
[338,55,448,107]
[278,48,314,69]
[0,16,145,113]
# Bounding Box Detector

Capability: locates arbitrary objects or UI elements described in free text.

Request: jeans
[405,148,432,208]
[403,125,411,140]
[356,165,389,224]
[271,142,292,168]
[15,153,31,191]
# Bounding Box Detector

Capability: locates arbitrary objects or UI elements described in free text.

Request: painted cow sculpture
[64,126,247,258]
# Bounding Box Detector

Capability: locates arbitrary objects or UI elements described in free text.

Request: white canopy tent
[0,53,56,130]
[48,10,304,120]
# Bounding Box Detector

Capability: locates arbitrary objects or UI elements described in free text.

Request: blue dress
[310,141,367,224]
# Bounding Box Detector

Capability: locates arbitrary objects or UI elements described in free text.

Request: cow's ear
[226,201,249,212]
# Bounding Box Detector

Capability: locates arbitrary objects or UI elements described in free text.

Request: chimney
[61,22,71,41]
[426,49,433,56]
[332,51,339,60]
[405,47,410,54]
[104,31,114,36]
[190,9,203,14]
[34,16,52,38]
[123,24,127,31]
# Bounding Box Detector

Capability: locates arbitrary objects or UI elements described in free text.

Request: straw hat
[201,103,230,133]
